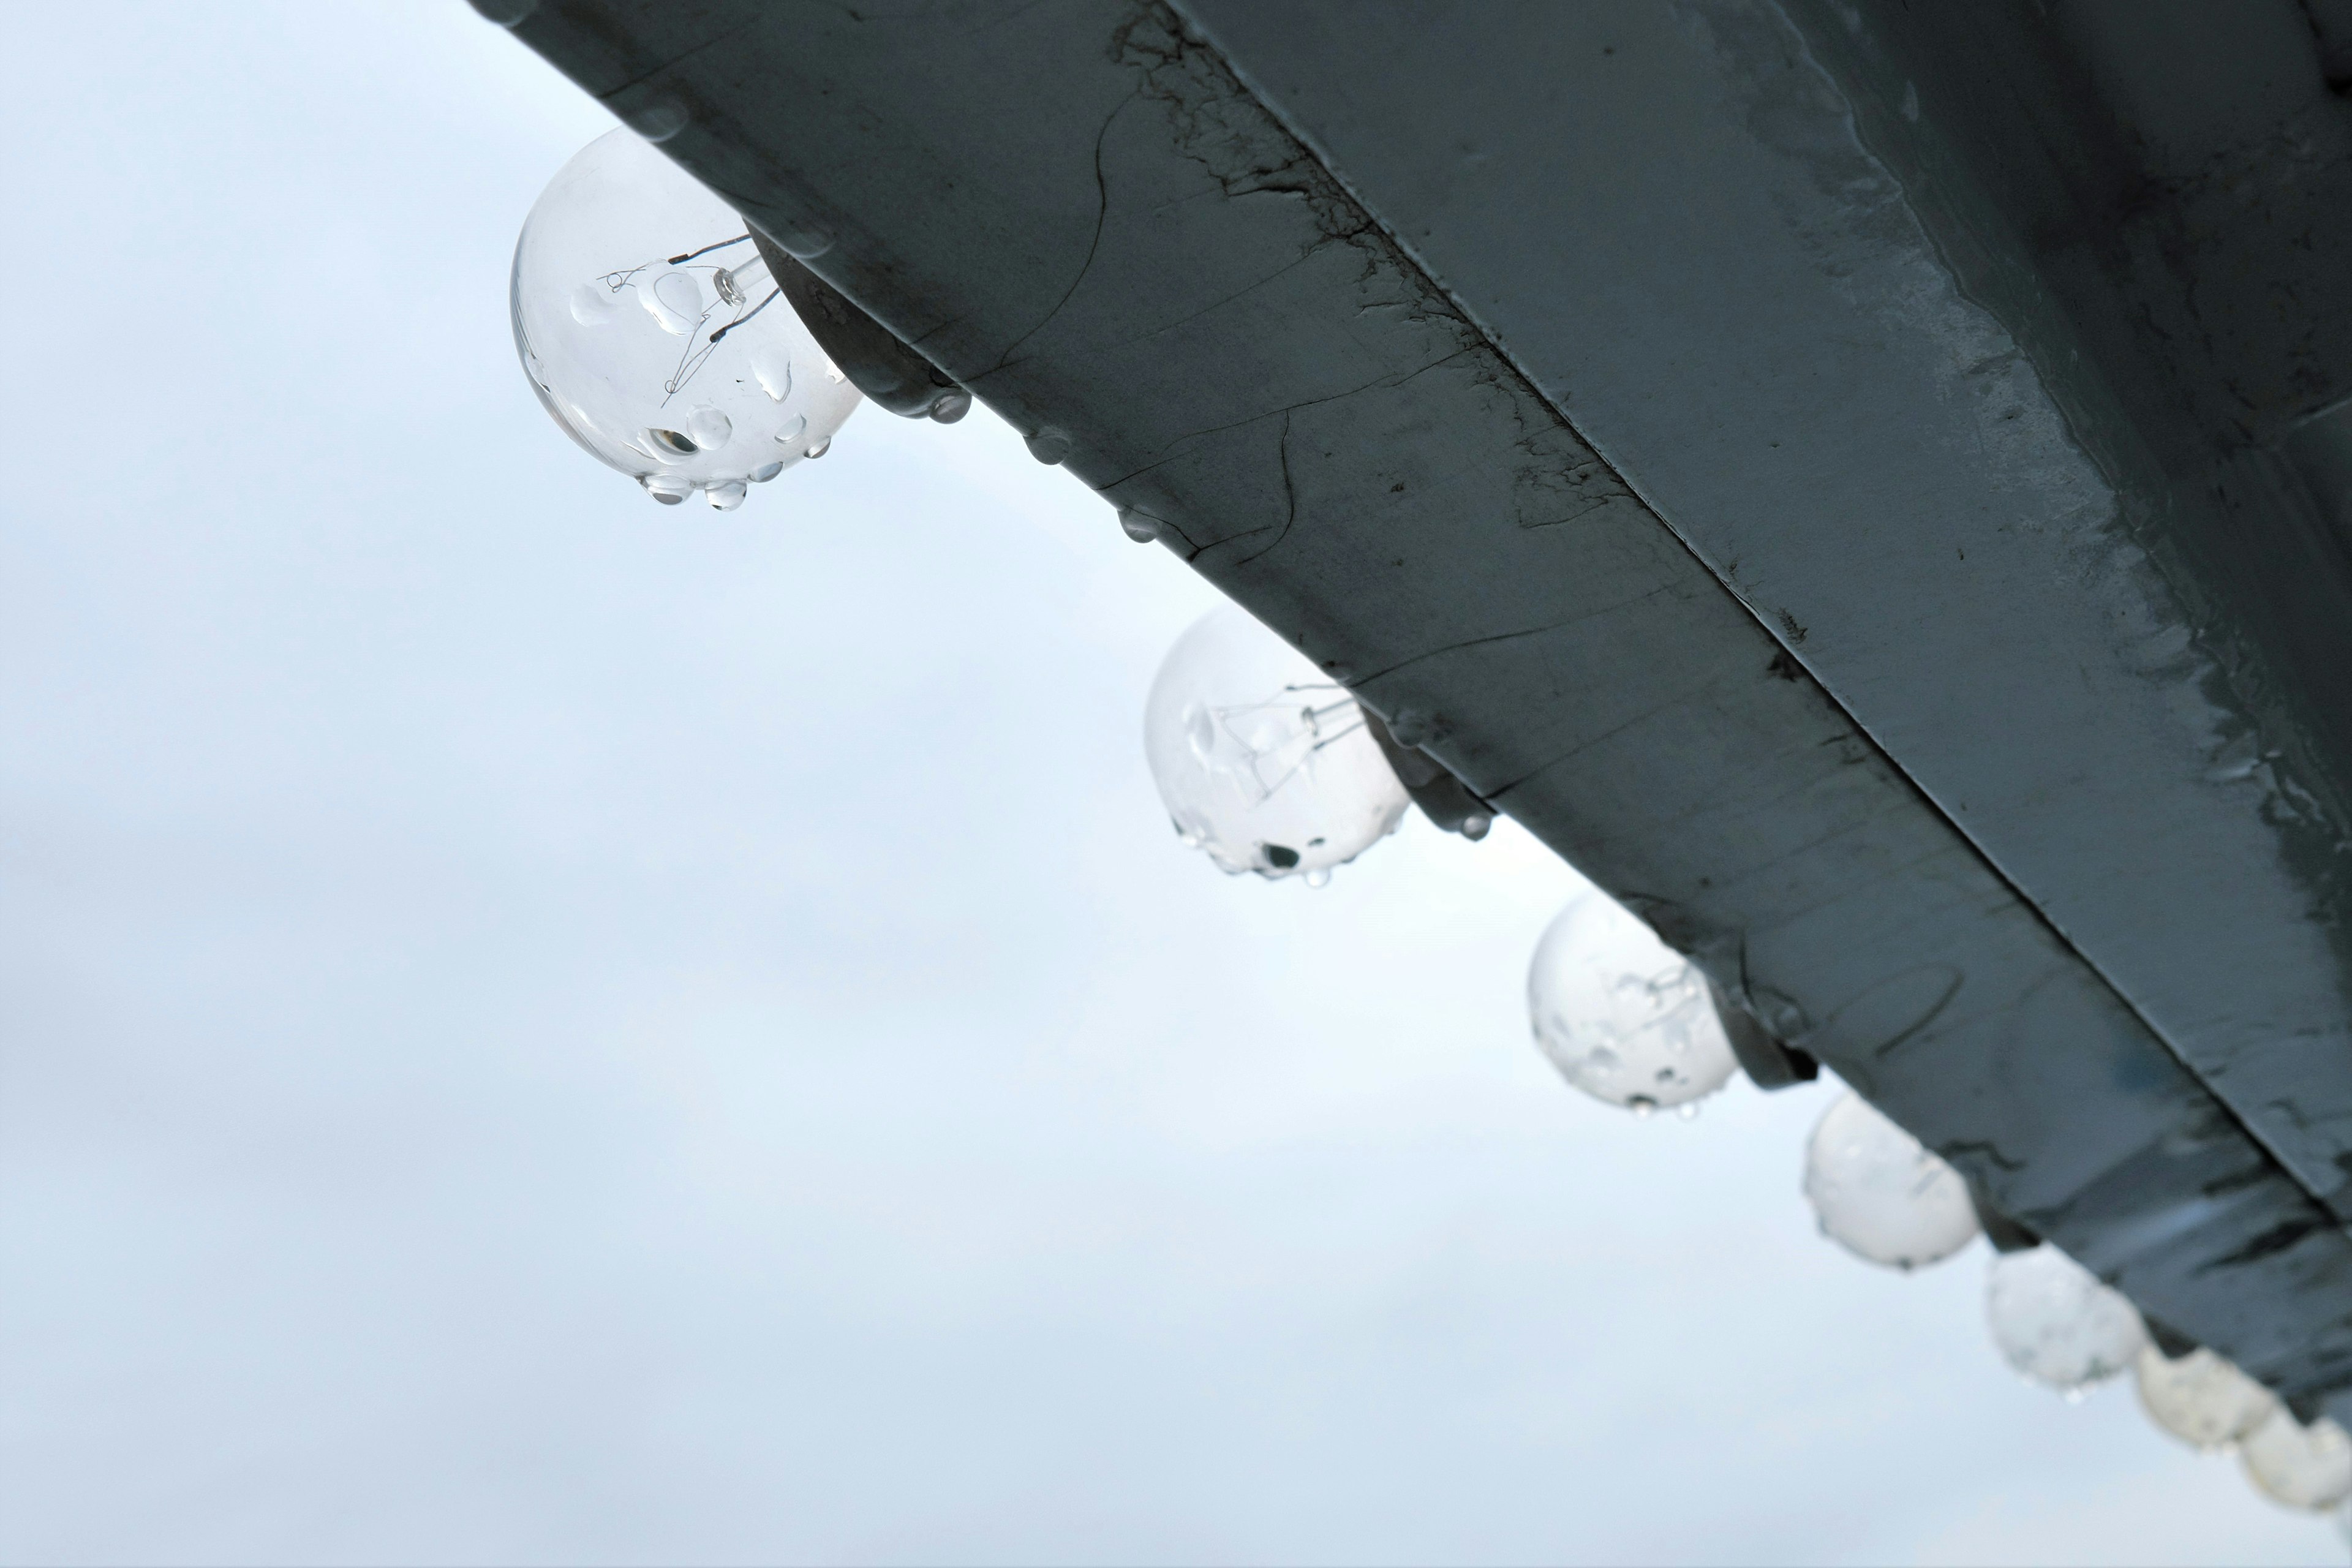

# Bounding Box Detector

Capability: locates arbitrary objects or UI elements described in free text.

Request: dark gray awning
[482,0,2352,1424]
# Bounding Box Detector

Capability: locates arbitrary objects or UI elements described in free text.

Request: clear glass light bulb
[1142,604,1409,881]
[1802,1090,1980,1268]
[2135,1344,2277,1452]
[1526,895,1737,1114]
[1985,1243,2146,1395]
[510,128,862,509]
[2239,1409,2352,1512]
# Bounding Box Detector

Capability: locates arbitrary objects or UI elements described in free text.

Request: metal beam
[480,0,2352,1420]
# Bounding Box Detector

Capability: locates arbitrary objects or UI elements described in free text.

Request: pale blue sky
[0,4,2338,1562]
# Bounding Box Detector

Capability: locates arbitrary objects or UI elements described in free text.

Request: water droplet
[761,216,834,259]
[750,462,783,483]
[1387,709,1431,747]
[751,345,795,402]
[619,91,688,143]
[1677,1102,1701,1121]
[686,406,733,450]
[1262,842,1300,870]
[1629,1096,1657,1119]
[642,268,704,334]
[772,413,808,446]
[1026,428,1072,465]
[805,439,831,459]
[646,428,697,460]
[706,480,747,511]
[823,359,846,383]
[1303,868,1331,888]
[640,474,693,505]
[1120,508,1162,543]
[929,388,973,423]
[469,0,539,26]
[1185,706,1217,761]
[1460,811,1493,840]
[568,282,616,326]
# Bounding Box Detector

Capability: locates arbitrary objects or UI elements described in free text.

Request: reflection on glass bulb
[1986,1244,2146,1395]
[1526,896,1736,1113]
[2135,1345,2276,1452]
[1142,604,1409,881]
[2240,1409,2352,1512]
[1802,1091,1979,1269]
[510,129,861,508]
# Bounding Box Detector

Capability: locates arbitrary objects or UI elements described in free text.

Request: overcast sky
[0,4,2340,1564]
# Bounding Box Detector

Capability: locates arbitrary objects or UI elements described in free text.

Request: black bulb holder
[747,224,971,423]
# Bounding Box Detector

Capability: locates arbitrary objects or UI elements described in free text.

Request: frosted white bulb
[2135,1345,2276,1452]
[2239,1409,2352,1512]
[510,129,862,508]
[1526,896,1738,1113]
[1142,605,1409,881]
[1802,1091,1980,1268]
[1986,1244,2146,1395]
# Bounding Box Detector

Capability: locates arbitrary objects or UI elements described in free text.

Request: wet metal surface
[486,0,2352,1422]
[1186,0,2352,1229]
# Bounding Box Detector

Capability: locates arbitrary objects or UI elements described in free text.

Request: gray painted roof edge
[488,0,2352,1423]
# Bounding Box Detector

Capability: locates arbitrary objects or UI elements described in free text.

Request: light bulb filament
[1307,716,1366,752]
[585,235,779,405]
[666,234,754,266]
[707,287,782,345]
[655,270,768,402]
[1208,690,1368,804]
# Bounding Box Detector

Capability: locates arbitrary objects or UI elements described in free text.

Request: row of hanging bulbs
[1803,1090,2350,1521]
[507,128,2348,1540]
[1137,602,2351,1534]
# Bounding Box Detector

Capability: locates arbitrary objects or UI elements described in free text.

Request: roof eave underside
[489,0,2352,1423]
